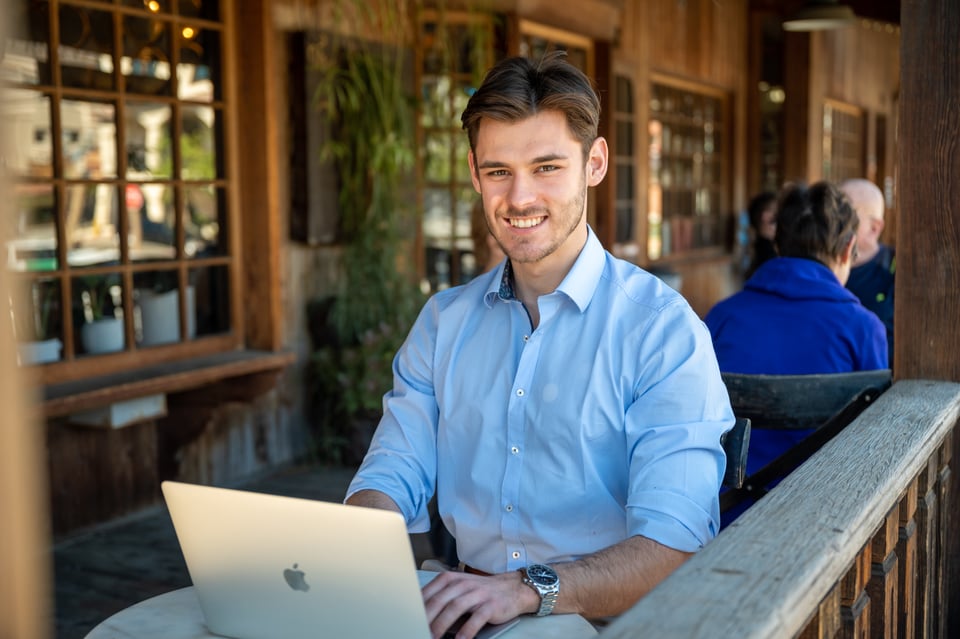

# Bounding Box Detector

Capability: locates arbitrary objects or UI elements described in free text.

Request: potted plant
[136,270,196,346]
[307,1,425,463]
[78,274,124,354]
[14,279,62,365]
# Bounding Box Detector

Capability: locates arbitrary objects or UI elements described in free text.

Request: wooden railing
[601,380,960,638]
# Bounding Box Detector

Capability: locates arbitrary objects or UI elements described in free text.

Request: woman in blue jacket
[706,182,888,521]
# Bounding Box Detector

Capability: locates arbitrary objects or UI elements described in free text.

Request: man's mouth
[508,216,546,229]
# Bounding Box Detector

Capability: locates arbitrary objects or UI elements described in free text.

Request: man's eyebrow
[476,154,568,170]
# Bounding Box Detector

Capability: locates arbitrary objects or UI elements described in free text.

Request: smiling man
[345,52,733,639]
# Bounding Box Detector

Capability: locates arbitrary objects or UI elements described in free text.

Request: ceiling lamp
[782,0,857,32]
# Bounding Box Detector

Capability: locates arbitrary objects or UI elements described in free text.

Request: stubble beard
[487,178,587,265]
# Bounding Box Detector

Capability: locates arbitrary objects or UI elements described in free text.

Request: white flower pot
[81,317,124,354]
[18,338,62,365]
[139,287,196,346]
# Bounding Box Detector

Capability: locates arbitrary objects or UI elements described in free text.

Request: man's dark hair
[460,51,601,158]
[775,181,858,263]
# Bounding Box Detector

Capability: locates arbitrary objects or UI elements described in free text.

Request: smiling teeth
[509,217,545,229]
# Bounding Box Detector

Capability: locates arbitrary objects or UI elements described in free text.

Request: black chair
[720,369,892,514]
[720,417,751,490]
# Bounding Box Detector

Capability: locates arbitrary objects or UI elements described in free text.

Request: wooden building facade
[0,0,907,534]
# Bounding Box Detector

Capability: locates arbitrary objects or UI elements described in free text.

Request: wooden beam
[896,0,960,381]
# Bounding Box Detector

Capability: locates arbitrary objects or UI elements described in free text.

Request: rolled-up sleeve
[624,300,734,551]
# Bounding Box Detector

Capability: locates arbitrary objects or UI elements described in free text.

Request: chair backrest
[721,369,893,431]
[719,369,893,515]
[720,417,751,489]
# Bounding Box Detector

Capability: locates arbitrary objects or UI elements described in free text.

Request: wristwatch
[520,564,560,616]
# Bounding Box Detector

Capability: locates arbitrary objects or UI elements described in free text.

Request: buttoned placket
[499,294,561,570]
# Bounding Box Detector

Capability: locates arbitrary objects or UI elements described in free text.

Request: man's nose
[506,174,537,210]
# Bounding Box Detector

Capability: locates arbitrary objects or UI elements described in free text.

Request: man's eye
[487,169,509,177]
[537,165,559,173]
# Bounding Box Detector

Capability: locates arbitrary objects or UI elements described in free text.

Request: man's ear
[468,151,481,193]
[586,137,609,187]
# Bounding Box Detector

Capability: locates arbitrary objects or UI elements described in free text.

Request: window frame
[3,0,242,386]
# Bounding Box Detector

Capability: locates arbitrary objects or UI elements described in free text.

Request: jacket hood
[745,257,861,304]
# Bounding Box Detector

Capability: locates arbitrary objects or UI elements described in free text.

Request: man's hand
[421,570,539,639]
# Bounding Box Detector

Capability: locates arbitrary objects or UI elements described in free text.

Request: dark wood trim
[42,349,295,418]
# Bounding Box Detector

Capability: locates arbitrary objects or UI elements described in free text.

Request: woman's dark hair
[747,190,777,230]
[460,51,601,159]
[775,181,859,263]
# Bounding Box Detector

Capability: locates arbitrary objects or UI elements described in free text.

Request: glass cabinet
[647,78,728,261]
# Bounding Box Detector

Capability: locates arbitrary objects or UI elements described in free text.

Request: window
[518,20,592,73]
[613,74,636,246]
[822,99,864,182]
[416,10,494,291]
[647,77,728,260]
[2,0,233,381]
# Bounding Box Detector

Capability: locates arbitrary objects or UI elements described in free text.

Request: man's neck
[511,227,589,328]
[854,243,881,268]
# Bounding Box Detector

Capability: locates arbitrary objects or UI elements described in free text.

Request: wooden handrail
[601,380,960,638]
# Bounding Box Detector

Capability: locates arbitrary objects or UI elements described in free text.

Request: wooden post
[899,4,960,636]
[0,3,53,629]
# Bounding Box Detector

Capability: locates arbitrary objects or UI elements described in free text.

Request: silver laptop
[161,480,519,639]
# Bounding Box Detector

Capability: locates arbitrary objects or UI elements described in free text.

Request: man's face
[468,110,607,267]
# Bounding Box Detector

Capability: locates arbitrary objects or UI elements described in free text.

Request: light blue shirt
[346,228,733,573]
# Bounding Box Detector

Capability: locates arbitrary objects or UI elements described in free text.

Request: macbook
[161,480,519,639]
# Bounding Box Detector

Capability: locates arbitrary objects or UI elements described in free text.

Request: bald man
[840,178,895,365]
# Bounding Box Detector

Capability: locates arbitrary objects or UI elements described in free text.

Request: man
[346,52,732,639]
[840,178,895,365]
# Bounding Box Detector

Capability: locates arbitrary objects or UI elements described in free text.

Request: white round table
[85,585,598,639]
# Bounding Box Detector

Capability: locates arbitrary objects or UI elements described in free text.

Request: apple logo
[283,563,310,592]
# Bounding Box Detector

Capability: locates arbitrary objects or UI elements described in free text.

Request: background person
[743,190,778,280]
[346,52,732,639]
[705,181,887,523]
[840,178,895,365]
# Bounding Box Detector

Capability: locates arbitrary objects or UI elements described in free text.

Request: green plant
[306,0,425,462]
[78,274,120,323]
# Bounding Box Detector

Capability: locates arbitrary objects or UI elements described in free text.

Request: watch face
[527,564,558,586]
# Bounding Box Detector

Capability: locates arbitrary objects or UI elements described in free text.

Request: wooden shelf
[43,349,295,418]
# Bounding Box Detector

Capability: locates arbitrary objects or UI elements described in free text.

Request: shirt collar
[483,226,604,312]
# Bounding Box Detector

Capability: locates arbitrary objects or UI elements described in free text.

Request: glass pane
[420,76,449,128]
[181,104,218,179]
[423,189,452,245]
[125,101,173,179]
[12,278,63,365]
[134,269,192,346]
[616,205,634,244]
[184,184,225,257]
[452,133,471,184]
[616,164,633,201]
[59,6,115,90]
[73,272,125,355]
[128,183,176,260]
[122,15,172,96]
[66,184,120,267]
[424,132,450,183]
[61,99,117,179]
[178,25,221,100]
[178,0,220,22]
[616,120,633,156]
[190,265,229,337]
[9,183,57,271]
[1,90,52,178]
[2,0,51,85]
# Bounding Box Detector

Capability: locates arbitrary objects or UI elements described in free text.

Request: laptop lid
[161,480,432,639]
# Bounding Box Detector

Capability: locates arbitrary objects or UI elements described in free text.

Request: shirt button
[505,504,513,512]
[512,551,521,559]
[511,446,519,455]
[523,335,529,342]
[516,389,525,397]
